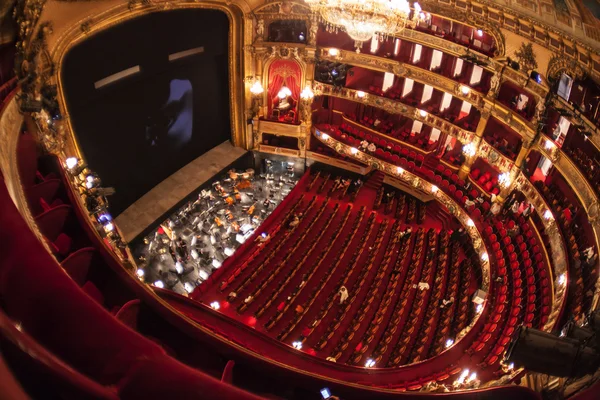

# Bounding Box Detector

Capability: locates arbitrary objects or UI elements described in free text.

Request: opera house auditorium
[2,0,600,398]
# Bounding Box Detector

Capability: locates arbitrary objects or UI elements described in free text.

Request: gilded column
[458,109,491,180]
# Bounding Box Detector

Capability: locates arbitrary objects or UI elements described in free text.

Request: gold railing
[319,48,537,142]
[315,127,567,337]
[314,82,476,144]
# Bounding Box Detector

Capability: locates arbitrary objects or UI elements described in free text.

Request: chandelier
[306,0,422,49]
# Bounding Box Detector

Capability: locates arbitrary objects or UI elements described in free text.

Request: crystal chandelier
[306,0,421,49]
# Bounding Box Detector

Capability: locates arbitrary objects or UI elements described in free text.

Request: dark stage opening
[62,9,231,216]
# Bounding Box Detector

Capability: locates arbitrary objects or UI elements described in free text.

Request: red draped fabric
[267,59,302,124]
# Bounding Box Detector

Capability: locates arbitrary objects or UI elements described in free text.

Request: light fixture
[224,247,234,257]
[544,209,554,220]
[397,166,404,174]
[419,109,428,118]
[250,80,264,95]
[328,48,340,57]
[136,269,145,278]
[153,280,164,289]
[460,85,471,95]
[85,180,94,189]
[306,0,421,50]
[210,301,220,310]
[466,372,477,383]
[481,252,489,262]
[65,157,79,170]
[498,172,511,188]
[431,185,438,193]
[212,259,222,268]
[199,270,209,280]
[456,368,470,385]
[466,219,474,227]
[184,282,194,293]
[300,84,315,100]
[350,147,359,154]
[508,362,514,370]
[476,29,483,37]
[292,341,303,349]
[86,175,94,183]
[277,85,292,99]
[558,274,566,285]
[321,132,330,140]
[545,139,555,150]
[476,304,483,313]
[445,338,454,348]
[463,143,476,157]
[365,358,376,368]
[356,90,366,98]
[104,222,114,233]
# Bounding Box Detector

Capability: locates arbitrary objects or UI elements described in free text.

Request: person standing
[338,286,348,305]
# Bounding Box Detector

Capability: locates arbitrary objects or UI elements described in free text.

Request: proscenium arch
[50,2,246,159]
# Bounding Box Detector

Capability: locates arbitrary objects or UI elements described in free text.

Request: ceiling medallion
[305,0,423,50]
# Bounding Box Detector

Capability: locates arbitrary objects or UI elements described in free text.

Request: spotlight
[397,166,404,174]
[104,222,114,233]
[321,133,330,140]
[544,210,554,220]
[466,219,474,227]
[356,90,366,98]
[419,109,428,118]
[431,185,438,193]
[505,326,600,377]
[481,252,489,262]
[460,86,471,95]
[328,48,339,56]
[350,147,359,154]
[545,139,555,150]
[445,338,455,348]
[210,301,220,310]
[292,341,303,349]
[136,269,145,278]
[365,358,376,368]
[476,304,483,313]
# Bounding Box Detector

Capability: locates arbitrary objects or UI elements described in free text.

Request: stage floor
[130,155,301,296]
[116,141,247,242]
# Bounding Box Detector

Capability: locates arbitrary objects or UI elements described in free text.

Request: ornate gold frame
[51,1,247,159]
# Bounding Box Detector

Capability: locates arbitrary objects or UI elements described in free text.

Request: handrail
[319,48,537,142]
[316,128,567,336]
[314,82,476,144]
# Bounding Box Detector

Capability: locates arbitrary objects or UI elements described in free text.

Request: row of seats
[277,205,368,341]
[236,197,329,313]
[1,163,262,399]
[264,204,353,330]
[255,202,343,321]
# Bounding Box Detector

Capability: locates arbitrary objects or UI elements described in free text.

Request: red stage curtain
[267,59,302,123]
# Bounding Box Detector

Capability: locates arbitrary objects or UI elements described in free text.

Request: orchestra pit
[2,1,600,400]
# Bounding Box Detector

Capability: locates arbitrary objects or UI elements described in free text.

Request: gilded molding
[319,48,537,142]
[314,128,491,293]
[50,1,247,158]
[313,82,476,144]
[513,173,567,332]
